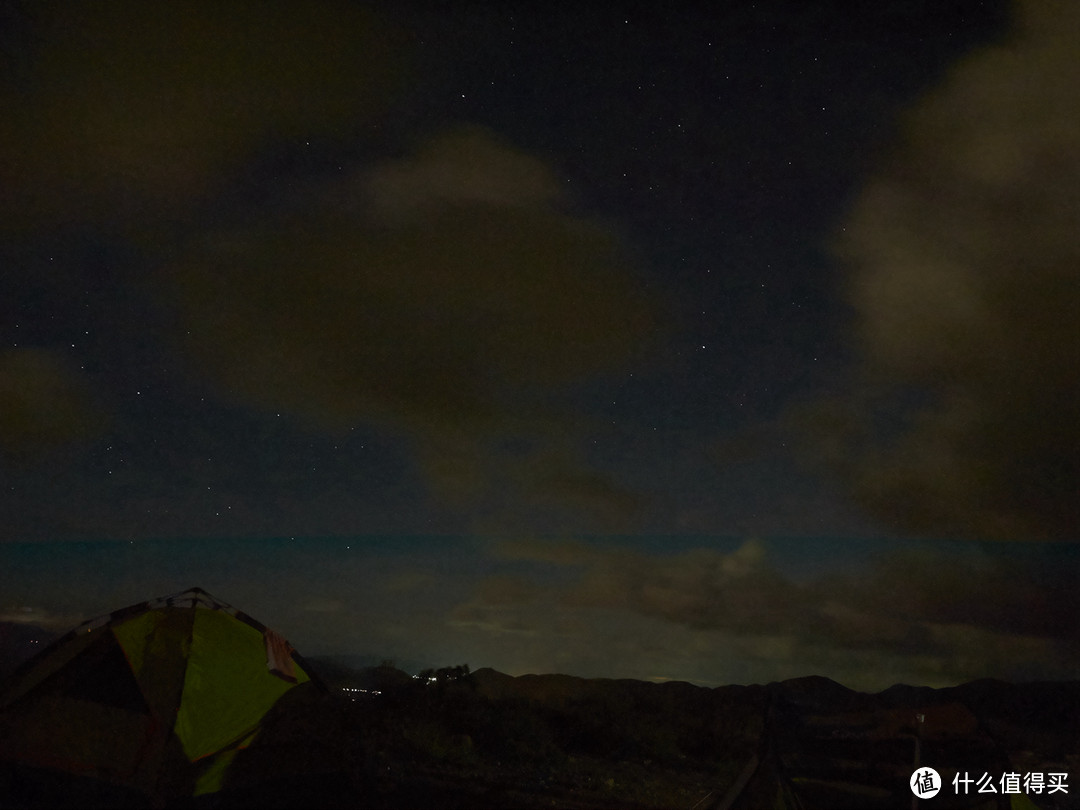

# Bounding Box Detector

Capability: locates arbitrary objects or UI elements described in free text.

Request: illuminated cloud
[0,605,83,631]
[0,1,404,230]
[364,125,564,222]
[164,126,655,526]
[827,0,1080,540]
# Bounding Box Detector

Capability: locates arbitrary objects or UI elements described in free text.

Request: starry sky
[1,0,1077,691]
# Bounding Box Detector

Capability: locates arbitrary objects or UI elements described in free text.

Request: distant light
[340,687,381,699]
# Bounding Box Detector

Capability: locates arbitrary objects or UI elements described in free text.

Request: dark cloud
[463,538,1080,688]
[164,126,656,527]
[821,0,1080,541]
[0,0,405,230]
[469,445,647,533]
[566,540,800,633]
[0,348,105,460]
[833,546,1080,643]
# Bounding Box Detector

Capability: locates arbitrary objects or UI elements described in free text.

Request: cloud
[0,349,105,460]
[301,598,345,614]
[823,0,1080,541]
[0,0,405,231]
[364,125,564,221]
[164,126,656,527]
[831,545,1080,643]
[566,539,802,633]
[461,538,1080,688]
[0,605,82,631]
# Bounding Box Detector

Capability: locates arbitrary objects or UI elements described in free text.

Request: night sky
[2,0,1078,691]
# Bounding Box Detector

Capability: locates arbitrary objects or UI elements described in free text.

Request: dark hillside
[3,657,1078,809]
[265,669,1080,810]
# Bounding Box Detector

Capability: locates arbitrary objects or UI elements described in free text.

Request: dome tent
[0,587,328,808]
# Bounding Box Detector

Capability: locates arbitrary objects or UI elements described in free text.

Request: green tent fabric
[0,588,325,807]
